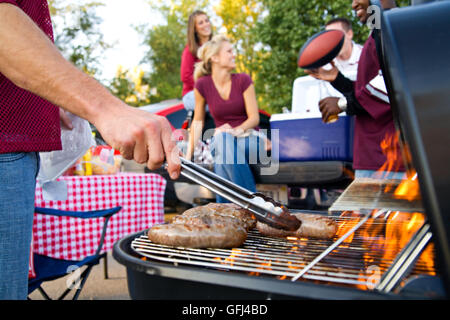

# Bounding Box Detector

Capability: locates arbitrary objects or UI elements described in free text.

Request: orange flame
[394,139,421,201]
[340,210,436,290]
[340,132,432,288]
[335,211,362,244]
[394,172,421,201]
[249,260,272,277]
[287,261,300,270]
[343,166,355,180]
[223,249,242,266]
[376,131,402,179]
[374,131,422,201]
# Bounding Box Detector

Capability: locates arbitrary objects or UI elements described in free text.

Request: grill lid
[380,1,450,292]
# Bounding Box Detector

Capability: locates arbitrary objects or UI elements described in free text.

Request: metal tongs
[171,157,301,231]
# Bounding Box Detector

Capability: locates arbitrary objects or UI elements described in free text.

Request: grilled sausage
[148,204,251,248]
[148,221,247,248]
[256,212,337,239]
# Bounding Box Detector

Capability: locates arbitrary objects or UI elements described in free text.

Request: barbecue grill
[113,2,450,299]
[114,210,442,299]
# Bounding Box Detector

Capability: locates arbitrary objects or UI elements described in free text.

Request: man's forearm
[0,3,182,178]
[0,4,120,125]
[330,72,368,116]
[330,72,354,94]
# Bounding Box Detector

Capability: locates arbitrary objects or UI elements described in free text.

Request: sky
[95,0,164,81]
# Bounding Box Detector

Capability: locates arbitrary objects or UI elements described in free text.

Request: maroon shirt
[180,45,200,97]
[195,73,253,128]
[353,35,404,171]
[0,0,61,153]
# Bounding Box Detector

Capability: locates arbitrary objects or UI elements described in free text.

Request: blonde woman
[186,35,263,203]
[180,10,213,111]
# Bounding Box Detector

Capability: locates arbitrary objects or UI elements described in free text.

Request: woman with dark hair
[180,10,213,111]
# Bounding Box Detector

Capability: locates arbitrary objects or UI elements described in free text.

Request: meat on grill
[256,212,337,239]
[148,222,247,249]
[148,203,253,248]
[180,202,256,230]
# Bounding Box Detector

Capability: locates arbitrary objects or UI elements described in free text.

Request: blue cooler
[270,113,354,162]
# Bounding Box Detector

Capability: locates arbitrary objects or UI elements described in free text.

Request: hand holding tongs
[169,157,300,231]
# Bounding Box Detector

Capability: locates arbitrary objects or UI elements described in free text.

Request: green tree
[109,66,151,107]
[140,0,211,103]
[253,0,371,113]
[140,14,185,102]
[48,0,110,77]
[253,0,411,114]
[215,0,264,77]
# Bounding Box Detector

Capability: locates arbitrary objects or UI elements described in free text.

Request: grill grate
[131,215,435,290]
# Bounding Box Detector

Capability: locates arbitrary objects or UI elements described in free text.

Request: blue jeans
[0,152,39,300]
[355,169,406,180]
[182,90,209,112]
[211,132,262,203]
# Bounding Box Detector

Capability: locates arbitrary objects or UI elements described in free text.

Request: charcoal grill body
[113,230,445,300]
[114,231,398,300]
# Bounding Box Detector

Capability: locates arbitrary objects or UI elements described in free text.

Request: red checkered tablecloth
[32,173,166,261]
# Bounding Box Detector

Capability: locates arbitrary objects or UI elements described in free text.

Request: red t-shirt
[195,73,253,128]
[0,0,61,153]
[180,44,200,97]
[353,35,404,171]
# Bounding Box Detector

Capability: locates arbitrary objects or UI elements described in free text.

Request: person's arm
[233,84,260,134]
[330,71,354,93]
[306,64,354,95]
[306,64,367,117]
[185,89,206,161]
[329,73,368,116]
[0,3,180,178]
[316,89,368,121]
[180,47,195,91]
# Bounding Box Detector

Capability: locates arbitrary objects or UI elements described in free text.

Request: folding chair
[28,206,122,300]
